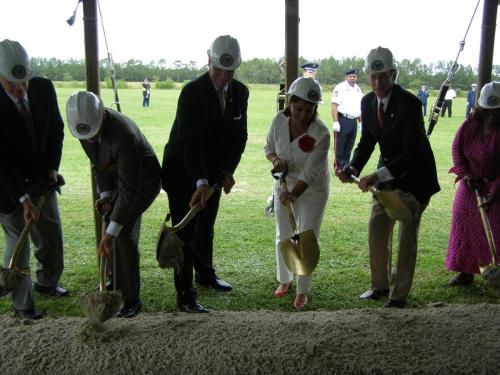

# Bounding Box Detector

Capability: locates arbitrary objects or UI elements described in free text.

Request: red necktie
[18,99,38,150]
[218,88,226,114]
[378,102,385,128]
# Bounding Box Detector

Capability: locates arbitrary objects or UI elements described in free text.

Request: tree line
[31,56,500,92]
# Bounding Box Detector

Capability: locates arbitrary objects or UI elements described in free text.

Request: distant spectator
[441,85,456,117]
[301,63,319,79]
[417,83,430,116]
[142,78,151,107]
[466,83,477,117]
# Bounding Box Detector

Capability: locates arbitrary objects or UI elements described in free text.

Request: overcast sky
[1,0,497,68]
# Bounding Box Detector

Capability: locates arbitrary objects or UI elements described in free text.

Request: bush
[156,79,175,89]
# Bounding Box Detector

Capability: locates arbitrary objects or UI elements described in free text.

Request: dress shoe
[384,299,406,308]
[359,289,389,300]
[14,308,43,320]
[448,272,474,286]
[293,294,308,309]
[273,282,292,298]
[178,302,209,313]
[196,276,233,292]
[34,283,69,297]
[116,301,142,318]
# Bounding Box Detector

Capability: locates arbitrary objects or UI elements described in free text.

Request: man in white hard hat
[162,35,249,313]
[0,39,68,319]
[337,46,440,308]
[66,91,161,318]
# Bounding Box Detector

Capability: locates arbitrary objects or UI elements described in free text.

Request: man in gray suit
[66,91,161,318]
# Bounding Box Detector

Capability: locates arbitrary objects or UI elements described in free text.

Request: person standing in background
[441,84,456,117]
[466,83,477,117]
[142,78,151,107]
[417,83,430,117]
[301,62,319,79]
[331,67,363,172]
[0,39,68,320]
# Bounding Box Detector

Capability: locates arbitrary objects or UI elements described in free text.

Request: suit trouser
[334,116,357,170]
[0,191,64,310]
[441,100,452,117]
[273,185,328,294]
[166,183,221,304]
[368,197,428,302]
[108,177,160,304]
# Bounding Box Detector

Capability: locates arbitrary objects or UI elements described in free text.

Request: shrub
[156,79,175,89]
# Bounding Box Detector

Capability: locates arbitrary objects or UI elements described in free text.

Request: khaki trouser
[368,196,428,302]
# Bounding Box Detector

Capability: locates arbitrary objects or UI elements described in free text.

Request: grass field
[1,85,498,317]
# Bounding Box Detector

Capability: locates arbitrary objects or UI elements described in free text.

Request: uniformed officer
[301,62,319,79]
[331,66,363,171]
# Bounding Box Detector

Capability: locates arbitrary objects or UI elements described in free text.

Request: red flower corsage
[298,134,315,153]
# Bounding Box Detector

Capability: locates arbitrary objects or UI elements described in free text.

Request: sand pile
[0,303,499,375]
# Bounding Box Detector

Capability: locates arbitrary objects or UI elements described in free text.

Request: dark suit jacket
[350,84,440,203]
[80,109,161,226]
[0,77,64,213]
[162,72,249,190]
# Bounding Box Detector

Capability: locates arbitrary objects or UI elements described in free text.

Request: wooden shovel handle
[8,194,47,269]
[280,180,298,234]
[350,175,378,194]
[475,189,498,266]
[168,184,217,232]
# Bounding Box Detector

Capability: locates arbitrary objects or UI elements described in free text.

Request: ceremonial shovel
[474,189,500,289]
[350,175,414,223]
[274,169,319,276]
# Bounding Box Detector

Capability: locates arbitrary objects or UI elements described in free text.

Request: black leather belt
[339,112,357,120]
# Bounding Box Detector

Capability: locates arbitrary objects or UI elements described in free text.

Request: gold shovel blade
[375,190,414,223]
[279,229,319,276]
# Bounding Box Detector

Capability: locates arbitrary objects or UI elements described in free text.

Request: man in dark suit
[162,35,249,313]
[66,91,161,318]
[338,47,440,308]
[0,40,68,320]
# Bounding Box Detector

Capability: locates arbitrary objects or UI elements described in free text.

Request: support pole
[285,0,299,104]
[82,0,102,246]
[476,0,498,101]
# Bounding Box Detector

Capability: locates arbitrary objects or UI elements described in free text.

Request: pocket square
[233,115,242,120]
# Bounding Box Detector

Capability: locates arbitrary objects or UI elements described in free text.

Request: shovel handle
[168,184,217,232]
[99,255,108,292]
[8,194,47,269]
[475,189,498,266]
[350,175,378,194]
[280,180,298,233]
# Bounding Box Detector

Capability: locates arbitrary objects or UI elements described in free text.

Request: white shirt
[445,88,456,100]
[264,112,330,194]
[331,80,363,118]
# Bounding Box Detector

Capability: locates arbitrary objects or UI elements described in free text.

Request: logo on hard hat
[219,53,234,67]
[487,95,500,107]
[76,123,91,136]
[307,90,320,102]
[371,60,384,72]
[11,65,27,80]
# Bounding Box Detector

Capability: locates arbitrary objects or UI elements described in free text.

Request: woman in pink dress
[446,81,500,286]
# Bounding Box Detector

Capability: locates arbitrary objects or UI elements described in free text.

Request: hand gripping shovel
[273,169,319,276]
[474,189,500,289]
[80,220,122,324]
[0,194,48,297]
[350,175,415,223]
[156,184,218,270]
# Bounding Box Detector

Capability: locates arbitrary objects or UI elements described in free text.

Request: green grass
[1,86,498,316]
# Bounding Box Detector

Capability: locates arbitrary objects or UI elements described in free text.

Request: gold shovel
[474,189,500,288]
[351,175,414,223]
[274,170,319,276]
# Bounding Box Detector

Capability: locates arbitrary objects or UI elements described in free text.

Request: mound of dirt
[1,304,499,375]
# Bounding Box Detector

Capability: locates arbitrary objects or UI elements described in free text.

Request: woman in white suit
[264,77,330,308]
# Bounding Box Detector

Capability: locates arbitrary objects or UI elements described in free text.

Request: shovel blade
[0,267,28,297]
[375,190,414,223]
[279,229,319,276]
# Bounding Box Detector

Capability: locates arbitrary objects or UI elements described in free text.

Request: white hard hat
[66,91,104,139]
[365,46,395,73]
[0,39,34,82]
[478,81,500,109]
[207,35,241,71]
[287,77,322,104]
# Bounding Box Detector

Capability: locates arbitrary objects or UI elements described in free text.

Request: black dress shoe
[14,308,43,320]
[196,277,233,292]
[116,301,142,318]
[384,299,406,308]
[448,272,474,286]
[359,289,389,300]
[34,283,69,297]
[178,302,209,313]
